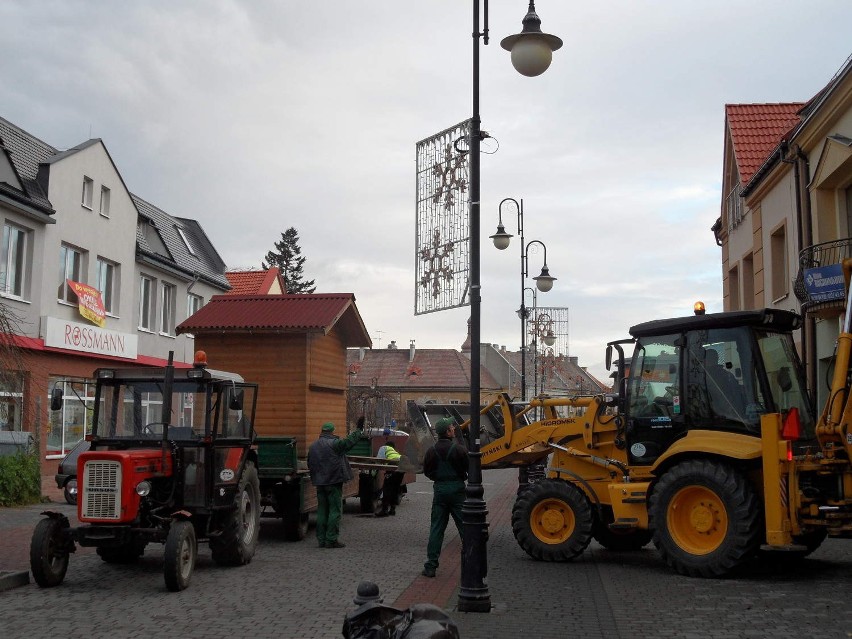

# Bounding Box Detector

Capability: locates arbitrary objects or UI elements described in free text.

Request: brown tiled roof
[725,103,804,186]
[176,293,371,347]
[346,348,501,391]
[225,268,284,295]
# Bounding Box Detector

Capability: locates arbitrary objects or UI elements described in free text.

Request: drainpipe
[783,142,815,396]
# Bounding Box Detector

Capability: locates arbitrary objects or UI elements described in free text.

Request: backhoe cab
[461,307,851,577]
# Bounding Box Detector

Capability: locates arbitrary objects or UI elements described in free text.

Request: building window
[99,186,111,217]
[728,264,740,311]
[771,224,788,301]
[187,293,203,317]
[742,253,754,310]
[176,226,196,256]
[139,275,155,331]
[1,223,27,298]
[46,377,95,457]
[160,282,176,336]
[58,244,84,303]
[81,176,93,209]
[0,374,23,432]
[96,258,117,315]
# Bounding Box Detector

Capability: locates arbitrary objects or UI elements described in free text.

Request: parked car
[54,439,90,504]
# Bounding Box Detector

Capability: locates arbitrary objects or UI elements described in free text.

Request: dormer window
[176,226,196,256]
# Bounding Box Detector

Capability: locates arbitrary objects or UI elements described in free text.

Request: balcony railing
[794,237,852,309]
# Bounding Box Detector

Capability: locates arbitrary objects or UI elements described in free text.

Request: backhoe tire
[512,479,593,562]
[30,517,70,588]
[163,520,196,592]
[650,459,761,578]
[594,507,652,551]
[210,461,260,566]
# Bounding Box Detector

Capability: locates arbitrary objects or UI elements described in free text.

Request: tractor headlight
[135,480,152,497]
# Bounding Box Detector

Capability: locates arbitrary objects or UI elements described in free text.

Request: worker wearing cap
[307,417,364,548]
[376,430,403,517]
[421,417,468,578]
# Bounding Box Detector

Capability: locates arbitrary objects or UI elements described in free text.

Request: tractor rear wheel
[30,517,70,587]
[512,479,593,562]
[650,459,761,577]
[163,520,196,592]
[210,461,260,566]
[593,506,652,551]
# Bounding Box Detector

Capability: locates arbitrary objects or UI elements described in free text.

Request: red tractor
[30,352,260,591]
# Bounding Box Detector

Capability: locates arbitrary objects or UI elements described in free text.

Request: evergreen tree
[262,227,316,293]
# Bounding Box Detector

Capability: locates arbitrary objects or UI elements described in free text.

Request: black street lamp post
[491,201,557,402]
[460,0,561,614]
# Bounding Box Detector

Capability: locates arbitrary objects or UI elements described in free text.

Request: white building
[0,116,230,469]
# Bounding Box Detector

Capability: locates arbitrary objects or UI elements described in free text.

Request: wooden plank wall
[305,330,349,451]
[195,329,349,458]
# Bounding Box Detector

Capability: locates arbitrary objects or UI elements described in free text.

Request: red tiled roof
[176,293,371,347]
[225,268,284,295]
[725,103,804,186]
[346,348,501,391]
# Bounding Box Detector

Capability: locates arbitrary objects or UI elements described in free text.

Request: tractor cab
[614,308,815,466]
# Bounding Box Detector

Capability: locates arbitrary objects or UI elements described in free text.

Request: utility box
[0,431,34,456]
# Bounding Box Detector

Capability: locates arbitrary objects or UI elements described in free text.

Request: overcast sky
[2,1,850,380]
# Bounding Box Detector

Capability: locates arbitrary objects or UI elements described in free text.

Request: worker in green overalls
[421,417,468,578]
[307,419,363,548]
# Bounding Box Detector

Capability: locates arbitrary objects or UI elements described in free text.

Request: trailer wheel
[359,473,379,514]
[164,520,196,592]
[593,506,652,551]
[211,461,260,566]
[512,479,593,562]
[284,512,309,541]
[650,459,761,577]
[30,517,71,588]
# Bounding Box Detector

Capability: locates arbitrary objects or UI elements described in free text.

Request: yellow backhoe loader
[456,305,851,577]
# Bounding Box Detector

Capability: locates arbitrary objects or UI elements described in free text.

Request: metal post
[459,0,491,613]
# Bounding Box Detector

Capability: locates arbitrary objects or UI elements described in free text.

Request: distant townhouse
[0,116,229,471]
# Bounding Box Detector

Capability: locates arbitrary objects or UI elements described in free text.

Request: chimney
[569,356,579,366]
[409,340,416,362]
[387,340,397,350]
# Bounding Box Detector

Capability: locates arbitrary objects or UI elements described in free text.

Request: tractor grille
[81,460,122,520]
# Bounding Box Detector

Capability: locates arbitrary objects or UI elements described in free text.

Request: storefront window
[47,376,96,458]
[0,374,23,431]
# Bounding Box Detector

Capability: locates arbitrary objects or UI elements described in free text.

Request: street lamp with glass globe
[461,0,561,613]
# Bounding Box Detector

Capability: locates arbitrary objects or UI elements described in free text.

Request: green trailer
[256,436,402,540]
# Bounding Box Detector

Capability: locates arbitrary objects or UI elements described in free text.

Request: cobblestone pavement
[1,468,851,639]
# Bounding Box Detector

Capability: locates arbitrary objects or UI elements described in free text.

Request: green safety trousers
[424,479,465,571]
[315,483,343,546]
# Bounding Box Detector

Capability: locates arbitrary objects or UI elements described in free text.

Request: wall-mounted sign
[803,264,845,303]
[43,316,138,359]
[67,280,106,328]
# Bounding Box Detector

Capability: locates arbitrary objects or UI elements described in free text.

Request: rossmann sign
[43,316,138,359]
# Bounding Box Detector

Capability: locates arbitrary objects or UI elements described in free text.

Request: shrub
[0,451,41,506]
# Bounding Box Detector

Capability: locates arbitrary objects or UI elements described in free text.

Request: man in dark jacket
[307,419,363,548]
[421,417,468,577]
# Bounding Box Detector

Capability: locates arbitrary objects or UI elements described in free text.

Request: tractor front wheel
[210,461,261,565]
[512,479,593,562]
[30,517,71,588]
[164,520,197,592]
[650,459,761,577]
